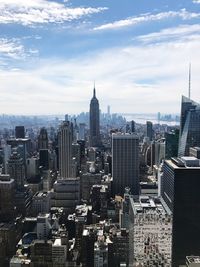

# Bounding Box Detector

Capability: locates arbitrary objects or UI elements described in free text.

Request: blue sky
[0,0,200,115]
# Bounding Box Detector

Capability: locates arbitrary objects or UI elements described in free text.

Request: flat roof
[166,159,200,169]
[187,256,200,263]
[53,238,61,246]
[130,196,168,216]
[112,133,138,139]
[182,156,198,160]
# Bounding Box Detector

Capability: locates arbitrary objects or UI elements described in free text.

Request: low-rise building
[129,195,172,266]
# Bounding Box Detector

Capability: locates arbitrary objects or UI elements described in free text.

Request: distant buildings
[78,123,86,140]
[112,133,139,196]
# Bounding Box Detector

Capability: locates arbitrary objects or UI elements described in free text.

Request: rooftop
[112,133,138,139]
[167,157,200,169]
[187,256,200,264]
[53,238,61,246]
[130,196,168,216]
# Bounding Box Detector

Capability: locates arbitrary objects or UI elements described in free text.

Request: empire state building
[89,86,101,147]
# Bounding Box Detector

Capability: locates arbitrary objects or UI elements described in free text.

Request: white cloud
[0,38,25,59]
[0,38,38,59]
[0,0,107,26]
[94,9,200,31]
[136,24,200,43]
[1,23,200,115]
[193,0,200,3]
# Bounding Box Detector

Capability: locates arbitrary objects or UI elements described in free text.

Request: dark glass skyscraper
[38,127,48,150]
[165,129,179,159]
[161,157,200,267]
[112,133,139,196]
[146,121,153,141]
[89,87,101,147]
[178,95,200,156]
[15,126,25,139]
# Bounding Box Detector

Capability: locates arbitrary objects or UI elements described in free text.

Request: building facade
[178,96,200,156]
[58,120,72,178]
[161,157,200,266]
[129,195,172,267]
[112,133,139,196]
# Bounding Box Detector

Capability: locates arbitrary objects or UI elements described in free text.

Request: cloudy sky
[0,0,200,115]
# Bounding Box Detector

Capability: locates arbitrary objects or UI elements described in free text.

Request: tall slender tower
[188,63,191,99]
[89,86,101,147]
[58,120,72,178]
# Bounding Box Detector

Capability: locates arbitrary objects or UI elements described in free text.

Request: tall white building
[112,133,139,196]
[58,120,72,178]
[37,213,52,240]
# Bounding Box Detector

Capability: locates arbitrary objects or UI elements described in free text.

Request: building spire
[93,81,96,97]
[188,63,191,99]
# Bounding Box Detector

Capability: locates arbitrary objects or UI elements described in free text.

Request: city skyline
[0,0,200,115]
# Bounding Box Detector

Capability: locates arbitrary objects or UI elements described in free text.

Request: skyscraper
[0,174,15,222]
[15,126,25,139]
[165,129,179,159]
[161,157,200,266]
[89,87,101,147]
[58,120,72,178]
[178,95,200,156]
[131,120,135,133]
[146,121,153,141]
[112,133,139,196]
[38,127,48,150]
[7,149,25,191]
[78,123,86,140]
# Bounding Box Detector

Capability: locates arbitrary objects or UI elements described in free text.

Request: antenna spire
[93,81,96,97]
[189,63,191,99]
